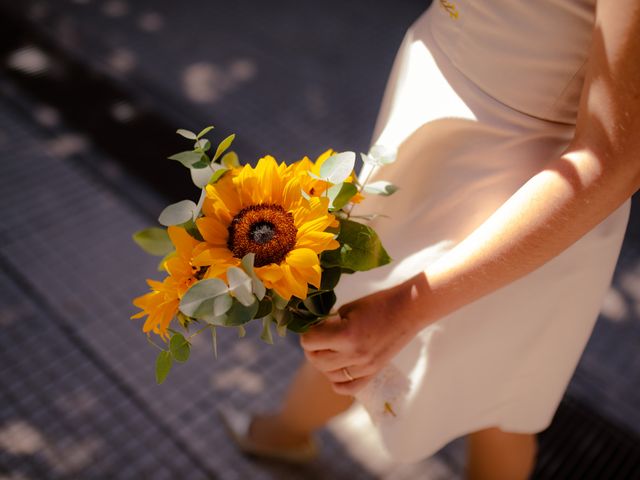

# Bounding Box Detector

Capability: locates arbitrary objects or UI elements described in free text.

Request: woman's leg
[250,359,354,447]
[465,427,538,480]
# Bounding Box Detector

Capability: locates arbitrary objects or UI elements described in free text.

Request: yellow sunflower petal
[255,155,283,205]
[254,264,284,285]
[196,217,228,246]
[164,257,192,279]
[192,247,236,267]
[280,264,308,299]
[286,248,319,268]
[291,264,322,289]
[167,226,198,258]
[295,231,340,253]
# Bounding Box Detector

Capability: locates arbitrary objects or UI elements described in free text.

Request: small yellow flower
[287,149,364,203]
[131,226,205,338]
[194,155,339,300]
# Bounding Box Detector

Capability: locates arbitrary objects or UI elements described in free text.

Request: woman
[222,1,639,478]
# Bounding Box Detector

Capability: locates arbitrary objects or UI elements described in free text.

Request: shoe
[217,404,319,464]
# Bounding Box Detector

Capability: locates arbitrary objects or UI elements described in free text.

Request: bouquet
[131,126,405,421]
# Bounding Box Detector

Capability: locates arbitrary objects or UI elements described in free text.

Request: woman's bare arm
[301,0,640,395]
[409,0,640,327]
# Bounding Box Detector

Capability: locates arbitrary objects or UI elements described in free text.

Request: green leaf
[241,253,266,300]
[227,266,255,306]
[176,129,197,140]
[168,150,208,168]
[260,317,274,344]
[179,278,229,317]
[285,310,322,333]
[194,138,211,152]
[212,134,236,162]
[254,297,273,319]
[320,267,341,290]
[222,151,240,169]
[319,151,355,184]
[303,290,337,316]
[190,165,215,188]
[327,182,358,211]
[180,218,204,241]
[211,326,218,359]
[158,200,197,226]
[225,298,259,326]
[363,180,398,196]
[368,144,397,165]
[208,167,229,185]
[155,351,173,384]
[271,291,289,310]
[133,227,173,256]
[197,125,214,139]
[321,219,391,271]
[169,333,191,363]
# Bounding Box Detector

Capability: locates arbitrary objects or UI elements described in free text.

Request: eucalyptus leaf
[197,125,214,138]
[180,218,204,241]
[212,134,236,162]
[319,151,356,184]
[321,219,391,271]
[155,351,173,384]
[271,291,289,310]
[211,326,218,359]
[190,165,215,188]
[276,320,288,337]
[179,278,228,317]
[169,333,190,363]
[176,128,197,140]
[237,325,246,338]
[158,200,197,226]
[168,150,208,168]
[194,293,233,319]
[225,299,259,326]
[260,317,274,344]
[272,309,290,337]
[368,144,397,165]
[194,138,211,152]
[254,297,273,319]
[227,266,255,306]
[133,227,173,256]
[327,182,359,211]
[241,253,266,300]
[363,180,399,196]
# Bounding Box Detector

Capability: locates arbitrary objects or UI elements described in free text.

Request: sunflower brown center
[227,204,298,267]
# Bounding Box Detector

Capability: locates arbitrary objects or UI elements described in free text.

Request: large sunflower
[193,155,339,300]
[131,226,206,338]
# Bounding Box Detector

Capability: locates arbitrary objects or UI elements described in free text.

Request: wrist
[389,272,435,334]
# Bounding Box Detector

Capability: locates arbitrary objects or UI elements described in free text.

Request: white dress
[333,0,631,462]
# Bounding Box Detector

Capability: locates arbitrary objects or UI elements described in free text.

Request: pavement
[0,1,639,479]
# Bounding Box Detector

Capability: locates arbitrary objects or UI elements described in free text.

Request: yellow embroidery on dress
[439,0,460,19]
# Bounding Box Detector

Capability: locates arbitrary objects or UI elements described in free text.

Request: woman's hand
[300,274,429,396]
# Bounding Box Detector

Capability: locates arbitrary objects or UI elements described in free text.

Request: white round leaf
[158,200,197,226]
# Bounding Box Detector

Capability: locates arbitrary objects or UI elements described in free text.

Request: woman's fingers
[299,315,349,351]
[323,363,377,383]
[331,376,372,396]
[304,349,347,372]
